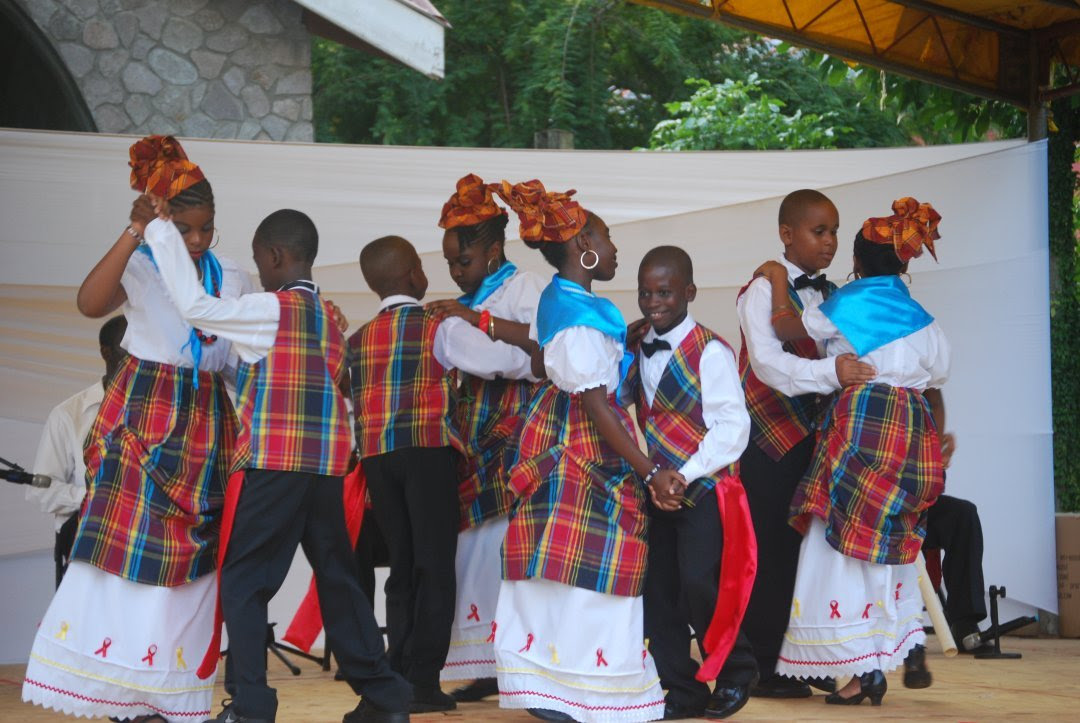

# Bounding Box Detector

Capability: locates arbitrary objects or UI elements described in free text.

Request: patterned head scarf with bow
[128,135,206,200]
[861,197,941,264]
[489,179,588,243]
[438,173,507,230]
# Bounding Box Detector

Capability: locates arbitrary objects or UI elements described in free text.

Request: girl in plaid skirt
[23,136,252,722]
[760,197,950,706]
[488,181,682,723]
[427,174,548,701]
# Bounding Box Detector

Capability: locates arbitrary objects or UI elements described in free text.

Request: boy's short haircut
[360,235,418,296]
[255,209,319,264]
[99,315,128,348]
[778,189,833,227]
[640,245,694,285]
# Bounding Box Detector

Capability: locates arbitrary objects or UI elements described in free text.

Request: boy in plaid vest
[625,246,757,720]
[734,189,875,700]
[352,235,528,713]
[141,208,410,723]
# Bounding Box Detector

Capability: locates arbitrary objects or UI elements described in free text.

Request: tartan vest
[629,324,738,506]
[350,305,462,459]
[233,289,352,476]
[736,277,837,461]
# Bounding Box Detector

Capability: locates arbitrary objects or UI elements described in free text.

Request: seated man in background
[27,315,127,587]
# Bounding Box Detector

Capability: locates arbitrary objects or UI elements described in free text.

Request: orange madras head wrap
[438,173,507,230]
[129,135,206,200]
[490,179,588,243]
[861,197,941,264]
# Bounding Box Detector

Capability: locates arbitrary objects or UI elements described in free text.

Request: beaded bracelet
[125,225,143,242]
[642,463,661,485]
[477,309,491,334]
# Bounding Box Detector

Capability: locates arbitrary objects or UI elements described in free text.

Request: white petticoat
[441,515,508,681]
[776,518,925,680]
[22,561,218,721]
[494,579,664,722]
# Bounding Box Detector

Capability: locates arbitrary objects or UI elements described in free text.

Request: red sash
[282,466,369,651]
[695,474,758,682]
[197,468,245,679]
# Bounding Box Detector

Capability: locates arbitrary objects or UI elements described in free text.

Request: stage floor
[3,635,1078,721]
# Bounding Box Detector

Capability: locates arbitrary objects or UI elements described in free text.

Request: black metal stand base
[972,586,1036,660]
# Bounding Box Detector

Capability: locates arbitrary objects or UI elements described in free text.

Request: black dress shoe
[409,686,456,713]
[903,644,933,688]
[526,708,575,721]
[806,677,836,693]
[210,702,272,722]
[750,674,812,699]
[704,684,751,719]
[662,700,706,720]
[825,669,887,706]
[450,677,500,702]
[343,700,410,722]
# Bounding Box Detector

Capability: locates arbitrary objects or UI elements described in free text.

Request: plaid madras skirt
[789,383,943,565]
[73,356,236,586]
[456,375,537,530]
[503,383,649,597]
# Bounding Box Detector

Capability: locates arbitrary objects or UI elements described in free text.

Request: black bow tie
[792,273,828,292]
[640,338,672,358]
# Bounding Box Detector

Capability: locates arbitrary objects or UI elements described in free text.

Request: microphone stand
[972,586,1037,660]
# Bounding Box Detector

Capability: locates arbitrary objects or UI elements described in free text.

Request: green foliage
[1049,97,1080,512]
[648,75,842,150]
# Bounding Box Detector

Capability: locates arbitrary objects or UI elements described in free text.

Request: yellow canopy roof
[630,1,1080,107]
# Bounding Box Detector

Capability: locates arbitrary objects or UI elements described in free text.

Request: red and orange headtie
[438,173,507,230]
[862,197,941,264]
[490,179,588,243]
[129,135,205,200]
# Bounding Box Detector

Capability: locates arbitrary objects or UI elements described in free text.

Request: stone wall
[18,0,314,140]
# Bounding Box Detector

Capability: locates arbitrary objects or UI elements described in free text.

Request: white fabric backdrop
[0,129,1052,663]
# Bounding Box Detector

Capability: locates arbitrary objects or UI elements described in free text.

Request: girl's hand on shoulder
[627,318,650,348]
[426,299,479,326]
[753,260,786,281]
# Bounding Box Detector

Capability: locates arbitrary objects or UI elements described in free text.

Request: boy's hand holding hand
[835,353,876,386]
[426,298,480,326]
[325,300,349,334]
[648,469,686,512]
[940,432,956,468]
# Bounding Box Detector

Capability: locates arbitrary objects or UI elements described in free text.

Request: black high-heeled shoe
[824,670,887,706]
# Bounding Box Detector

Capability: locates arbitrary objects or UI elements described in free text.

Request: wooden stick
[915,554,958,657]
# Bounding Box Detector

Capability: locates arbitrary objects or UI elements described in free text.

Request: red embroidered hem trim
[23,678,210,718]
[500,690,664,712]
[777,628,921,666]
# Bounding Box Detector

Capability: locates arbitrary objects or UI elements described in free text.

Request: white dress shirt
[120,232,255,370]
[638,314,751,482]
[27,383,103,531]
[735,256,840,396]
[143,218,282,363]
[378,294,538,381]
[802,305,951,390]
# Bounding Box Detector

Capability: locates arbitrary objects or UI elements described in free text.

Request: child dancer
[492,180,676,723]
[626,246,757,720]
[23,136,248,721]
[352,234,535,713]
[140,207,412,723]
[769,197,950,705]
[429,174,546,701]
[734,189,875,701]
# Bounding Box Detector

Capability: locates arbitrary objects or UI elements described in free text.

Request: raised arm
[76,203,148,317]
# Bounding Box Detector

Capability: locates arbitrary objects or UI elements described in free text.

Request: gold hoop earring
[902,272,912,285]
[210,230,220,249]
[487,256,501,275]
[846,271,858,281]
[580,250,599,270]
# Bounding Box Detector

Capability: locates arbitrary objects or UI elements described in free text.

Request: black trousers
[54,513,78,589]
[362,446,460,691]
[354,507,391,606]
[738,434,816,678]
[644,487,757,710]
[220,469,411,720]
[923,493,987,633]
